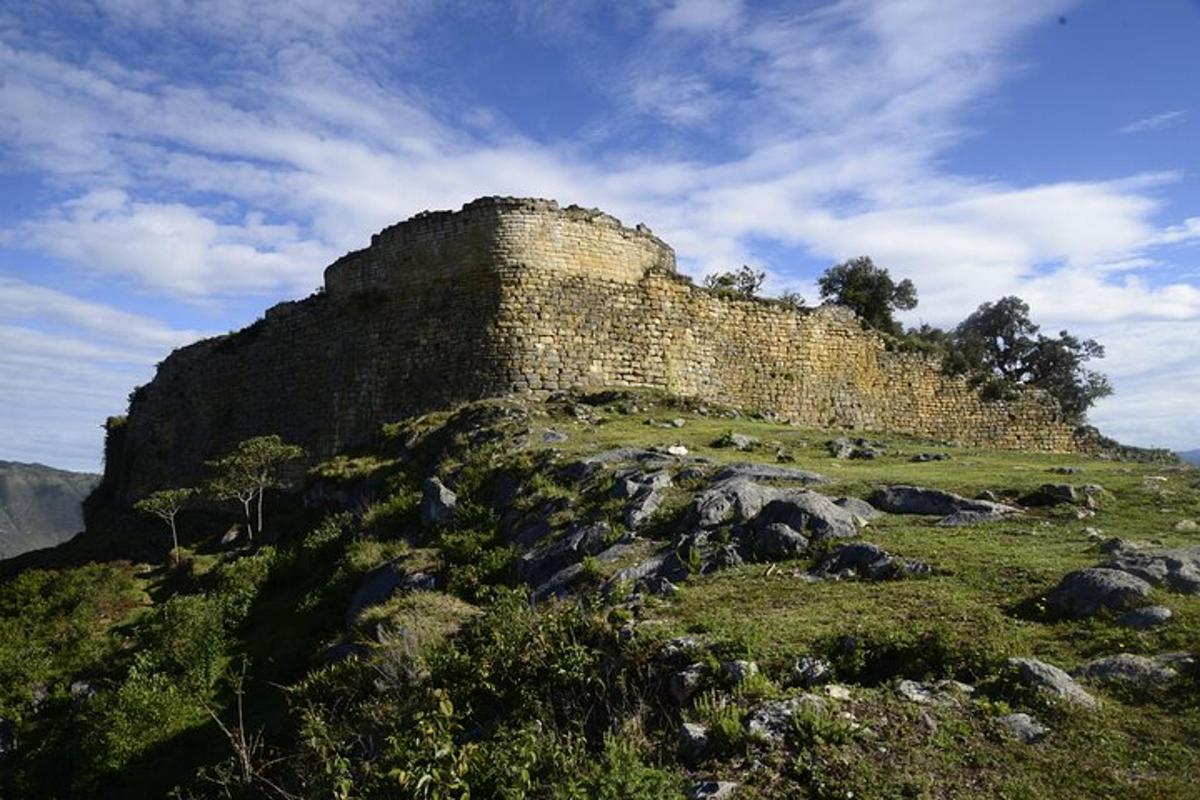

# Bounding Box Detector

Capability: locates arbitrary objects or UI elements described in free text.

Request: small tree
[777,289,807,309]
[134,488,196,564]
[703,265,766,298]
[817,256,917,334]
[208,435,305,541]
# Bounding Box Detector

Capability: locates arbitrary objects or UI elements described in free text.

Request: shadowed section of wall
[102,196,1077,504]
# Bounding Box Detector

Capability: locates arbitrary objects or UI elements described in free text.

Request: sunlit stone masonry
[102,196,1079,502]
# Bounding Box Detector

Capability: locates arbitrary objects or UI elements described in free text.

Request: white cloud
[0,0,1197,461]
[1118,109,1188,134]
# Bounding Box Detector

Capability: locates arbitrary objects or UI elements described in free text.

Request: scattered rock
[748,694,825,743]
[711,463,829,484]
[1047,568,1152,618]
[69,680,94,699]
[1020,483,1079,507]
[1050,466,1084,475]
[688,781,739,800]
[722,432,758,450]
[669,664,706,705]
[679,722,711,764]
[519,521,612,588]
[688,478,788,528]
[659,636,704,662]
[723,660,759,685]
[897,679,974,706]
[672,418,686,428]
[540,429,569,444]
[754,492,861,541]
[420,477,457,526]
[824,684,852,700]
[938,509,1013,526]
[220,524,242,546]
[667,445,690,457]
[1118,605,1172,629]
[1175,519,1198,532]
[1006,657,1097,709]
[1103,546,1200,595]
[996,712,1048,743]
[613,469,673,499]
[868,485,1017,518]
[625,488,666,529]
[834,496,881,522]
[813,542,931,581]
[828,437,882,460]
[911,453,950,462]
[753,522,809,558]
[1073,654,1178,687]
[639,575,679,597]
[345,564,436,626]
[793,656,833,687]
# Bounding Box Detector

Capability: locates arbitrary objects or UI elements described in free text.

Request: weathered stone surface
[104,198,1081,506]
[345,563,435,626]
[688,781,739,800]
[792,656,833,687]
[420,477,457,526]
[867,486,1017,517]
[996,713,1048,743]
[1006,657,1097,708]
[1118,605,1173,629]
[1047,568,1152,618]
[689,478,777,528]
[754,491,861,541]
[834,496,881,521]
[669,664,706,705]
[938,508,1012,526]
[1073,654,1178,687]
[1103,547,1200,595]
[753,522,809,558]
[712,463,830,485]
[678,722,711,764]
[896,679,974,706]
[748,694,826,743]
[813,542,931,580]
[518,521,611,588]
[1020,483,1079,507]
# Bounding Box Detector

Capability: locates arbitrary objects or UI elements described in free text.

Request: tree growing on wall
[134,488,195,564]
[703,265,766,298]
[817,256,917,334]
[207,435,306,541]
[945,295,1113,421]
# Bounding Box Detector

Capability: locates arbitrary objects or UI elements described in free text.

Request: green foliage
[788,702,854,748]
[207,434,306,539]
[945,295,1113,421]
[136,594,228,690]
[703,264,766,298]
[691,691,747,755]
[211,547,277,626]
[817,256,918,334]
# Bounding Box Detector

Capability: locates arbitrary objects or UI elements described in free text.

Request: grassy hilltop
[1,390,1198,799]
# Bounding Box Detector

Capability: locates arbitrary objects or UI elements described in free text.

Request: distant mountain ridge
[1181,449,1200,466]
[0,460,99,559]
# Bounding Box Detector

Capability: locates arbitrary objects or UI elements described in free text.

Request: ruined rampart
[103,197,1078,502]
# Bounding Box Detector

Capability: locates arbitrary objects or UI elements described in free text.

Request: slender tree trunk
[169,516,179,565]
[243,496,254,542]
[256,487,264,541]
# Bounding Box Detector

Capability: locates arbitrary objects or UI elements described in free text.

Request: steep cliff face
[102,196,1078,505]
[0,461,99,558]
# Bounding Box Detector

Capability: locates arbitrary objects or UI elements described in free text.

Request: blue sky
[1,0,1198,472]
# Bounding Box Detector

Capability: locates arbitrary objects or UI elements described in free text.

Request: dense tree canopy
[817,256,917,334]
[944,296,1113,422]
[702,265,765,298]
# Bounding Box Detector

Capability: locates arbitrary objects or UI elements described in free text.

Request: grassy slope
[2,392,1198,798]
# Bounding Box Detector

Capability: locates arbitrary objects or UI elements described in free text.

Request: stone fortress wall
[104,197,1078,502]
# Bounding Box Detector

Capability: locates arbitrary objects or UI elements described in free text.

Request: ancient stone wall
[106,197,1078,503]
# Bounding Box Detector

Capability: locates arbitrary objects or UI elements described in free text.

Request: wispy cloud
[1118,109,1187,134]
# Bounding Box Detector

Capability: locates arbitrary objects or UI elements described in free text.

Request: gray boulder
[420,477,457,526]
[345,563,436,626]
[1119,605,1172,629]
[753,522,810,559]
[1020,483,1079,507]
[755,491,860,541]
[711,463,829,485]
[896,679,974,706]
[612,468,672,499]
[722,660,759,685]
[1047,568,1152,618]
[518,521,611,588]
[688,782,739,800]
[1005,657,1097,709]
[1073,654,1178,687]
[938,508,1013,526]
[834,496,881,521]
[1103,546,1200,595]
[793,656,833,687]
[813,542,931,581]
[868,485,1017,517]
[678,722,711,764]
[690,477,777,528]
[748,694,826,744]
[669,664,706,705]
[996,712,1048,743]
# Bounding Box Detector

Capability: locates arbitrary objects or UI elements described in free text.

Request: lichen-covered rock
[678,722,711,764]
[722,660,759,685]
[1005,657,1097,709]
[996,713,1048,743]
[420,477,457,526]
[1073,654,1178,687]
[688,781,739,800]
[792,656,833,687]
[867,485,1017,518]
[1020,483,1079,507]
[519,521,612,588]
[896,679,974,706]
[834,496,881,521]
[711,463,830,484]
[1047,568,1152,618]
[669,664,706,705]
[747,694,826,743]
[754,491,860,541]
[753,522,810,558]
[1118,605,1172,629]
[1103,547,1200,595]
[813,542,931,580]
